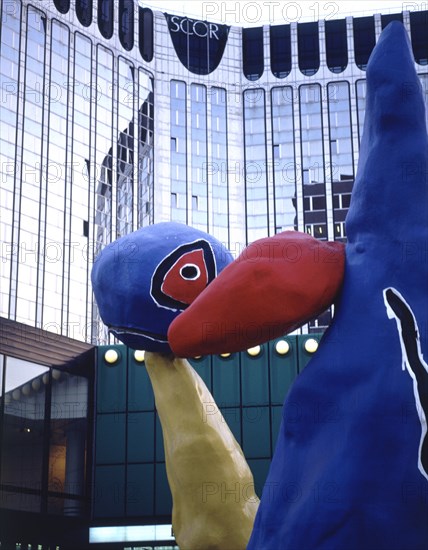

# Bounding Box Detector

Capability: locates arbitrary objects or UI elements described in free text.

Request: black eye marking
[180,264,200,280]
[151,239,216,311]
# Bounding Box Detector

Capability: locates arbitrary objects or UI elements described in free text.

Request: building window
[76,0,92,27]
[325,19,348,73]
[53,0,70,14]
[298,22,320,76]
[137,72,154,228]
[356,79,367,144]
[211,87,230,246]
[410,11,428,65]
[119,0,134,51]
[244,88,268,243]
[139,7,154,62]
[270,24,291,78]
[243,27,264,81]
[98,0,113,39]
[353,16,375,70]
[170,80,187,224]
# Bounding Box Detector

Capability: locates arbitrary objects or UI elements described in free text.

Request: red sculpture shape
[168,231,345,356]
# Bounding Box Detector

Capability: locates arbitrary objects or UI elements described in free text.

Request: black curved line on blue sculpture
[385,287,428,480]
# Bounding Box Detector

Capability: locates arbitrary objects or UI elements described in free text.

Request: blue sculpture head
[91,222,233,353]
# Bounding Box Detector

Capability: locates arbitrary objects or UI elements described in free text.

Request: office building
[0,1,427,548]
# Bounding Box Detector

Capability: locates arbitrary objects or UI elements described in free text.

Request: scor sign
[169,16,220,40]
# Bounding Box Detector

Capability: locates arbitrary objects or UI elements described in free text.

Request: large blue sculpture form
[245,22,428,549]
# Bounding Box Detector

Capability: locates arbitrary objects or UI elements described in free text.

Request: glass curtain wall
[210,87,229,247]
[190,84,208,231]
[15,5,46,327]
[327,82,354,242]
[0,0,21,319]
[244,88,269,244]
[299,84,327,240]
[94,45,114,257]
[271,86,297,233]
[116,57,135,239]
[170,80,188,223]
[0,356,90,516]
[69,32,93,341]
[137,71,154,228]
[43,19,70,332]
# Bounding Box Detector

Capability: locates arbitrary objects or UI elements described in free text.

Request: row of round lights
[104,349,145,364]
[103,339,319,364]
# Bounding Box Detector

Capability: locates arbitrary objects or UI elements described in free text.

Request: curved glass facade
[1,1,428,341]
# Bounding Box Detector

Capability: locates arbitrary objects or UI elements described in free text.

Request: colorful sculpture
[92,21,428,550]
[91,221,233,353]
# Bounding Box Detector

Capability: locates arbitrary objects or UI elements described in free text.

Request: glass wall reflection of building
[1,1,428,548]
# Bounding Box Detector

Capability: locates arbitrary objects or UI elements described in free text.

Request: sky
[139,0,420,25]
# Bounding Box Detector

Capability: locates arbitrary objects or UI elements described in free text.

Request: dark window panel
[353,16,375,70]
[342,194,351,208]
[410,11,428,65]
[381,12,403,29]
[119,0,134,51]
[333,195,340,209]
[139,7,153,62]
[270,24,291,78]
[76,0,92,27]
[98,0,113,39]
[243,27,264,81]
[325,19,348,73]
[298,22,320,76]
[53,0,70,14]
[312,196,326,210]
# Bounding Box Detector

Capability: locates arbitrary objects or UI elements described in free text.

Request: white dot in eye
[180,263,201,280]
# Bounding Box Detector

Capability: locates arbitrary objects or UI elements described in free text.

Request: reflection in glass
[190,84,208,231]
[116,58,134,239]
[170,80,187,223]
[68,32,93,342]
[299,84,327,240]
[244,88,268,244]
[211,88,229,246]
[271,87,297,233]
[138,72,154,228]
[328,82,354,242]
[43,19,70,330]
[95,44,114,258]
[1,357,49,512]
[49,372,88,516]
[0,356,90,516]
[16,6,46,327]
[355,79,367,145]
[0,0,21,319]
